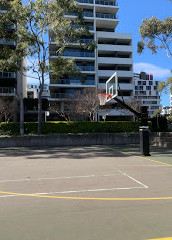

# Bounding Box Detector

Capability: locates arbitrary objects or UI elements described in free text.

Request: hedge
[0,121,145,136]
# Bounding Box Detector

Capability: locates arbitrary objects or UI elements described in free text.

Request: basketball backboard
[106,72,118,102]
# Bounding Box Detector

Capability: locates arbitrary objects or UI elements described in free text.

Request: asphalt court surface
[0,145,172,240]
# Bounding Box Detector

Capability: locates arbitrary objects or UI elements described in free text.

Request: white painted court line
[118,169,149,189]
[0,173,122,183]
[0,171,149,199]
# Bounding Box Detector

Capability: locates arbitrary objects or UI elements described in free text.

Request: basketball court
[0,145,172,240]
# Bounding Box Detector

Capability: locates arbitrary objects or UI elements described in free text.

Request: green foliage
[0,121,145,135]
[152,109,161,117]
[0,122,20,135]
[137,16,172,58]
[168,115,172,123]
[151,116,168,132]
[158,76,172,93]
[137,5,172,94]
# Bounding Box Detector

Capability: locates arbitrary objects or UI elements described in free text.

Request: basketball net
[98,94,112,106]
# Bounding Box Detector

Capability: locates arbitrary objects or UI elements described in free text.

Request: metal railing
[0,71,16,78]
[50,37,93,44]
[51,79,95,85]
[0,39,16,46]
[77,0,93,3]
[50,93,75,99]
[0,87,16,96]
[50,51,95,58]
[66,11,93,17]
[96,13,117,19]
[95,0,118,6]
[78,66,95,71]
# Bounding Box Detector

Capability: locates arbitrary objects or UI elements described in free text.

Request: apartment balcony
[0,7,7,13]
[0,87,16,96]
[50,79,95,87]
[50,93,75,100]
[0,71,16,79]
[98,70,133,78]
[76,0,118,6]
[49,51,95,59]
[76,0,93,4]
[98,57,132,65]
[49,37,94,45]
[98,44,132,52]
[0,39,16,46]
[96,12,117,19]
[97,32,132,40]
[78,66,95,71]
[96,0,118,6]
[65,10,94,18]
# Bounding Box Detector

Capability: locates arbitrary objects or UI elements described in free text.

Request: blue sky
[117,0,172,106]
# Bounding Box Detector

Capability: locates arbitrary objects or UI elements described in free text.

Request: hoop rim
[98,93,112,106]
[98,93,112,97]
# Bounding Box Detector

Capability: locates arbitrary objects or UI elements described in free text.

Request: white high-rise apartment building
[49,0,133,120]
[170,89,172,107]
[0,3,27,99]
[134,72,161,116]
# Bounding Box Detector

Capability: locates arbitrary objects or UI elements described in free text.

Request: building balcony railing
[0,71,16,79]
[96,12,117,19]
[50,79,95,85]
[67,11,93,18]
[76,0,118,6]
[50,51,95,58]
[0,87,16,96]
[49,37,94,44]
[0,39,16,46]
[50,93,75,99]
[78,66,95,71]
[76,0,93,3]
[71,24,94,31]
[95,0,118,6]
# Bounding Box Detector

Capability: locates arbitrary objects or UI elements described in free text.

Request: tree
[153,109,161,117]
[137,1,172,92]
[49,88,104,121]
[74,88,101,121]
[0,97,16,123]
[0,0,95,133]
[49,101,78,121]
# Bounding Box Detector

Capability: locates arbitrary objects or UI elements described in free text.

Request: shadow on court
[0,145,137,160]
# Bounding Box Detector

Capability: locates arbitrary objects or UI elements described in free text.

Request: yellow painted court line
[146,238,172,240]
[1,190,172,201]
[108,147,172,167]
[119,165,169,167]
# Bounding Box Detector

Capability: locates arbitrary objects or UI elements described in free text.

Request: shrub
[0,121,151,135]
[0,122,20,135]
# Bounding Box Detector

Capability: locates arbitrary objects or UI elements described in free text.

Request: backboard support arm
[114,97,150,156]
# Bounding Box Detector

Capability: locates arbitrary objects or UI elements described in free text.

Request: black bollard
[140,106,151,156]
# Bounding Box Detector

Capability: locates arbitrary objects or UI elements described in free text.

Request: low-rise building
[27,84,50,99]
[134,72,161,116]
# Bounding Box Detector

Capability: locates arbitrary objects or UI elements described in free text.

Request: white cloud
[134,63,171,79]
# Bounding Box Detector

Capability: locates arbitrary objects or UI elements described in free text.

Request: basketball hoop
[98,93,112,106]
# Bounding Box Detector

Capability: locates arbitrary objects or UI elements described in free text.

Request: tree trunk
[37,92,42,134]
[20,92,24,135]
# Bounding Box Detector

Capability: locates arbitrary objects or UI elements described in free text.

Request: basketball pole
[112,97,151,156]
[104,72,150,156]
